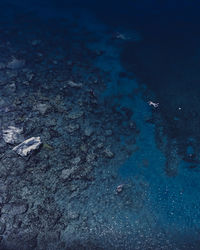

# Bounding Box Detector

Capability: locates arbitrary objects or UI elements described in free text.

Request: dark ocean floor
[0,1,200,250]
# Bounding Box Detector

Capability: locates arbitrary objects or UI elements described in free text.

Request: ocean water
[0,0,200,249]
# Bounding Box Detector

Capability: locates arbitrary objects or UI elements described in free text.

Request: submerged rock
[86,153,96,163]
[3,126,23,144]
[66,123,80,133]
[0,222,6,234]
[60,168,73,180]
[104,147,114,158]
[60,166,79,180]
[8,83,16,92]
[31,40,41,46]
[67,80,82,88]
[60,162,82,180]
[7,58,25,69]
[70,157,81,165]
[12,137,42,157]
[84,126,94,137]
[68,110,83,120]
[68,210,79,220]
[0,62,6,70]
[105,129,112,136]
[2,202,28,215]
[35,103,50,115]
[0,72,8,86]
[186,145,194,156]
[112,32,130,40]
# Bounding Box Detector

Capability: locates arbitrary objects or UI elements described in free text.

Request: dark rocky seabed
[0,0,200,249]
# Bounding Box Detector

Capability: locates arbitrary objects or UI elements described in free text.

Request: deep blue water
[0,0,200,249]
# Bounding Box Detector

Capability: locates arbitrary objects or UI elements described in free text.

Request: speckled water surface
[0,1,200,249]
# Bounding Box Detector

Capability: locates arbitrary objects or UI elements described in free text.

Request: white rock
[3,126,23,144]
[12,137,42,157]
[148,101,159,108]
